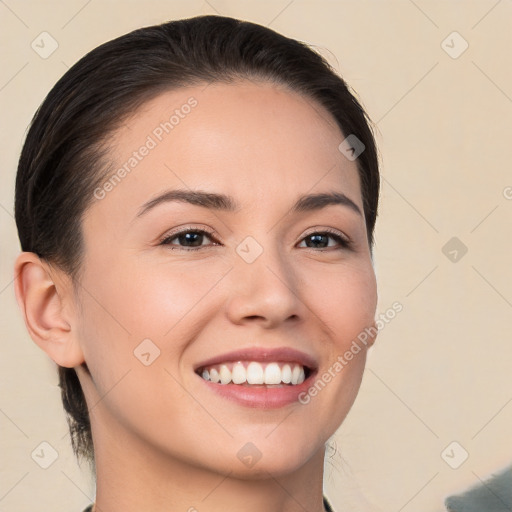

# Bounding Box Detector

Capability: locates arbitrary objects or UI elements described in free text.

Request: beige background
[1,1,511,511]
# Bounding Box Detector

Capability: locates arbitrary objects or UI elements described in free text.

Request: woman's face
[75,80,378,477]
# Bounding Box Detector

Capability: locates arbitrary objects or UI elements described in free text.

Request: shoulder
[444,466,512,511]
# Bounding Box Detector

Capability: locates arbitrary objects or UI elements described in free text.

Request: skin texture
[14,80,378,512]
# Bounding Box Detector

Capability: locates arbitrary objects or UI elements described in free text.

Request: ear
[13,252,85,368]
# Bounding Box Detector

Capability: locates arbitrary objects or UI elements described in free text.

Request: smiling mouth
[195,361,313,386]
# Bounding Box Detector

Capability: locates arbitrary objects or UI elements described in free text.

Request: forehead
[89,80,362,227]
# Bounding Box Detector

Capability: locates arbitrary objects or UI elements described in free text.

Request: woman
[13,15,380,512]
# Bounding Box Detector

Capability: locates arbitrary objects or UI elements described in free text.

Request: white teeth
[264,362,282,385]
[246,362,264,384]
[231,362,246,384]
[281,364,292,384]
[199,361,308,386]
[219,364,231,385]
[209,367,220,383]
[291,365,301,385]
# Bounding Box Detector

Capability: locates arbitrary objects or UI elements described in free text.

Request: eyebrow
[135,189,363,218]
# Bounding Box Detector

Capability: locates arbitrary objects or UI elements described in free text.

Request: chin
[223,435,324,480]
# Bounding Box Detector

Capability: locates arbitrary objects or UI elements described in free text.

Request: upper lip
[194,347,318,372]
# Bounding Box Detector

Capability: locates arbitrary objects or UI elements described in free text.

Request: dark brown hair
[14,14,380,469]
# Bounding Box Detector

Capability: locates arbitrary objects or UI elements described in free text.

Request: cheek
[76,254,229,409]
[123,259,228,347]
[298,258,377,343]
[80,252,220,339]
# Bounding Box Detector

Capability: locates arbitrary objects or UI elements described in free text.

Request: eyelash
[158,226,352,252]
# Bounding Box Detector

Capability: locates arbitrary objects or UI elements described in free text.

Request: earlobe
[13,252,85,368]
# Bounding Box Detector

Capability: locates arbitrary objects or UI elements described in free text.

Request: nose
[224,243,305,329]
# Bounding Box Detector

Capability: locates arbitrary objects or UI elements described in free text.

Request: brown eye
[298,231,351,250]
[160,229,218,251]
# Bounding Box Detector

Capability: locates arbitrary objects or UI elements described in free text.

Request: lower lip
[197,372,317,409]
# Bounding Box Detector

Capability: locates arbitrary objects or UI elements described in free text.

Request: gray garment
[445,466,512,512]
